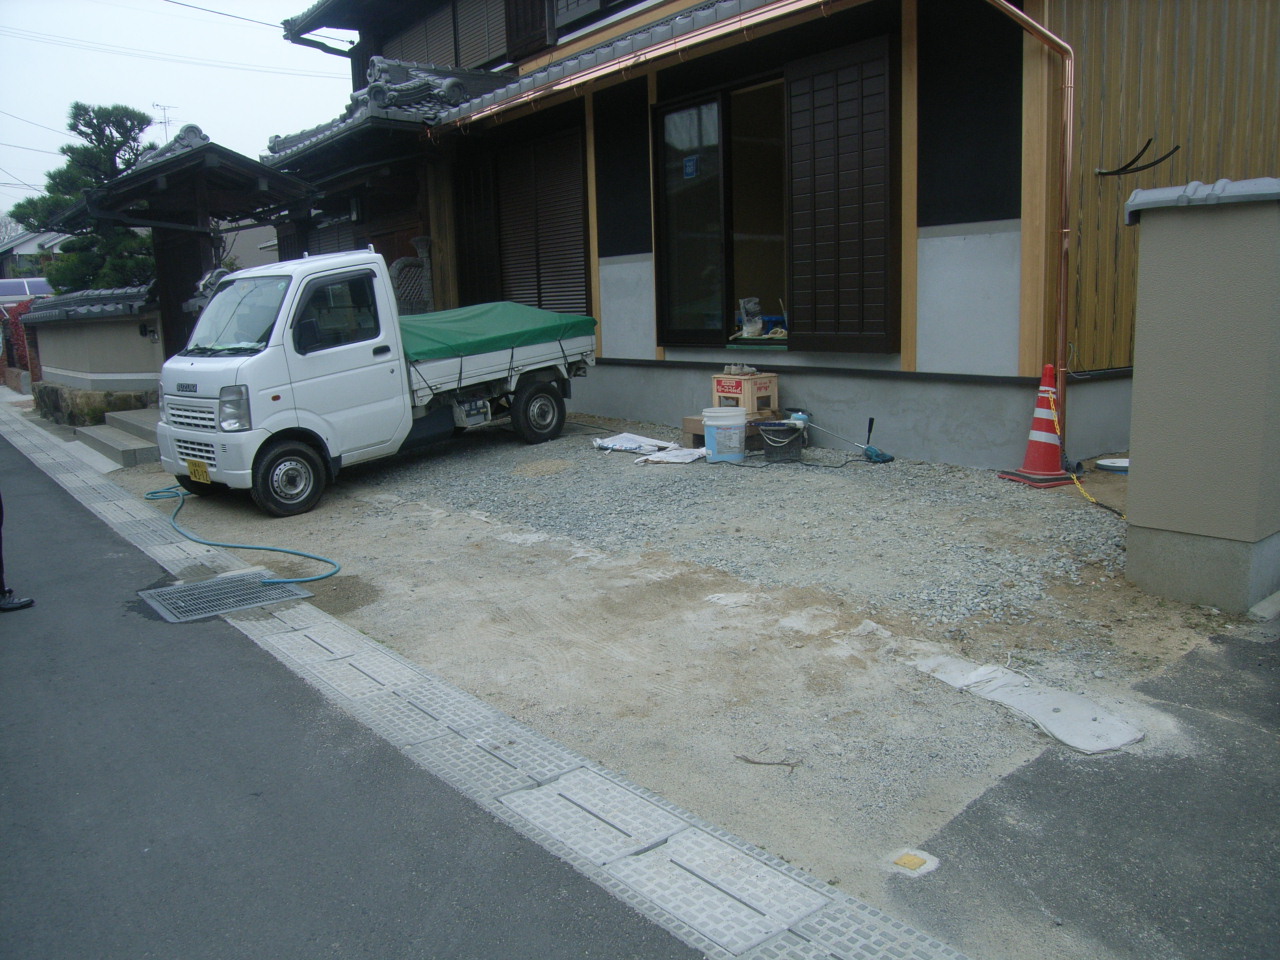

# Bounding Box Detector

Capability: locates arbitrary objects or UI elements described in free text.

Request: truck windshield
[182,276,290,355]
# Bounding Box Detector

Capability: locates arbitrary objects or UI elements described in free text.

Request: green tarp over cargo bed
[398,301,597,362]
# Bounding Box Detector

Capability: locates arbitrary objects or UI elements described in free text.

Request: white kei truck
[157,250,596,516]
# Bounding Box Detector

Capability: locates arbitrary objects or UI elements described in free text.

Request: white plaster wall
[598,253,658,360]
[915,219,1021,376]
[36,317,164,392]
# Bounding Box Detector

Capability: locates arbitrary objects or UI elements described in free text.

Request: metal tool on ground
[804,415,895,463]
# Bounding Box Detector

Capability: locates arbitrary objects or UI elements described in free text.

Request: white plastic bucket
[702,406,747,463]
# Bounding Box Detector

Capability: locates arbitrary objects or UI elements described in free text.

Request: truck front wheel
[512,381,565,444]
[252,440,326,517]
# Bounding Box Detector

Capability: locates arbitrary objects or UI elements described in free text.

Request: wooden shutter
[309,221,356,255]
[555,0,600,29]
[498,154,540,304]
[505,0,548,61]
[786,36,898,353]
[457,0,507,67]
[384,20,430,62]
[455,153,502,304]
[496,129,587,314]
[425,2,458,65]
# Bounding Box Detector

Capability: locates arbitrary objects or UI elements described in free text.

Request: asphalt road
[885,620,1280,960]
[0,434,698,960]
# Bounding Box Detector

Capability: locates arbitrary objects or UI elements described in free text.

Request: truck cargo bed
[400,302,596,404]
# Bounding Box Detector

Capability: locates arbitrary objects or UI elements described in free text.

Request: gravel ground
[103,408,1244,960]
[362,413,1140,650]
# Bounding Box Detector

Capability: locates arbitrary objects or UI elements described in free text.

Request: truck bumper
[157,421,264,490]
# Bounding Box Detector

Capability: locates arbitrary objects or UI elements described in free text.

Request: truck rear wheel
[251,440,326,517]
[511,381,565,444]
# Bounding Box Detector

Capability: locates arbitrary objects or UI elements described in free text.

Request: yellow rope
[1048,389,1127,520]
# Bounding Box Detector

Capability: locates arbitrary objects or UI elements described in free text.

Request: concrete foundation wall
[569,363,1130,469]
[1059,375,1132,464]
[1128,525,1280,615]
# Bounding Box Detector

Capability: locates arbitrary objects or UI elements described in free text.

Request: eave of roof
[271,0,876,163]
[284,0,422,38]
[262,105,430,168]
[21,285,153,325]
[434,0,870,128]
[53,125,314,232]
[109,125,313,209]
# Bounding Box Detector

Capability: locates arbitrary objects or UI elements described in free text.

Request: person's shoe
[0,589,33,611]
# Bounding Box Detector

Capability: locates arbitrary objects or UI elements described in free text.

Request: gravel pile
[368,414,1128,630]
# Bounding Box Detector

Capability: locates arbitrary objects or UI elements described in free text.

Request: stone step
[75,422,160,468]
[105,406,162,442]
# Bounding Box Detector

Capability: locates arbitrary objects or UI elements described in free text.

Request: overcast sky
[0,0,357,215]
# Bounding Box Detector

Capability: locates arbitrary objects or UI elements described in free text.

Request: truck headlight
[218,384,251,432]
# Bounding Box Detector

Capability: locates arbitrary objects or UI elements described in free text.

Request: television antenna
[152,103,178,140]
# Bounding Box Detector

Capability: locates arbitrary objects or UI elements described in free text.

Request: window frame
[652,36,899,354]
[653,92,732,347]
[291,270,383,355]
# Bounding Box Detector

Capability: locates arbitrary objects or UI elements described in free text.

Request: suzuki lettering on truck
[157,250,596,516]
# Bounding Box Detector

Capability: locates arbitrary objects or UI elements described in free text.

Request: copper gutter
[981,0,1075,450]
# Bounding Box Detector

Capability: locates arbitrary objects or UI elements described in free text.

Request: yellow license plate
[185,459,211,484]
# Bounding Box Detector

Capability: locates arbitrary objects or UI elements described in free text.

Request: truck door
[284,269,408,458]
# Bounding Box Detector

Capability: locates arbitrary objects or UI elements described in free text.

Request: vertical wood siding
[1049,0,1280,371]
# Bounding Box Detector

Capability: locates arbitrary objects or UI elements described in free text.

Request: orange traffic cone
[999,364,1073,488]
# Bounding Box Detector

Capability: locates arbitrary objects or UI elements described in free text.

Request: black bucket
[758,421,804,462]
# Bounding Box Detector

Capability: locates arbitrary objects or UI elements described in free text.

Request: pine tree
[8,103,157,293]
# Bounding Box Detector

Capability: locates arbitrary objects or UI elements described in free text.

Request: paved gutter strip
[0,400,970,960]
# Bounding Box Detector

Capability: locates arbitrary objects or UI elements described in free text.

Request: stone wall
[32,381,155,426]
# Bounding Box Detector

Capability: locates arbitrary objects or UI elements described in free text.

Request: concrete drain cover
[139,571,312,623]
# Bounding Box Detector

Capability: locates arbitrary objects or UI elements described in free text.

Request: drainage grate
[139,571,312,623]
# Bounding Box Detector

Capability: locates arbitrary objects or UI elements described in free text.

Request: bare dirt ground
[104,415,1247,960]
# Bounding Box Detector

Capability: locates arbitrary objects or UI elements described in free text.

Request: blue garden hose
[144,485,341,585]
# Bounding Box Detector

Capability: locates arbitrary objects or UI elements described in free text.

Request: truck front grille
[174,439,218,468]
[167,401,217,431]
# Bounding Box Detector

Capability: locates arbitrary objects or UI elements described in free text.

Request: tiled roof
[267,0,796,160]
[132,124,212,170]
[263,56,511,166]
[21,285,153,325]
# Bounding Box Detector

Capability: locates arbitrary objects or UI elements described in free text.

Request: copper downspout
[981,0,1075,451]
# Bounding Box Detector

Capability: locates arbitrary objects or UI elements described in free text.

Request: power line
[159,0,354,46]
[0,142,64,157]
[160,0,284,30]
[0,166,41,191]
[0,26,348,80]
[0,109,68,138]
